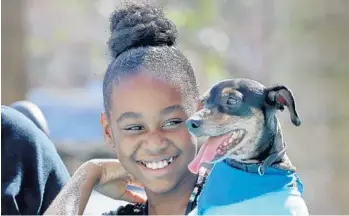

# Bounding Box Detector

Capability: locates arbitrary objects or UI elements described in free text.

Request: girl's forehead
[116,73,172,90]
[110,73,196,117]
[110,76,182,111]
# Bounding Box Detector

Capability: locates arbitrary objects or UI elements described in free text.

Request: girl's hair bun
[108,3,178,59]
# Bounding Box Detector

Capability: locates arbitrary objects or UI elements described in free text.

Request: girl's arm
[44,159,145,215]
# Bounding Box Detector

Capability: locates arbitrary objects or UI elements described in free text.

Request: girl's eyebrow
[116,105,183,123]
[160,105,184,116]
[116,112,143,124]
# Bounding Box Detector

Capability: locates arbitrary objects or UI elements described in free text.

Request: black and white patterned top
[102,172,209,215]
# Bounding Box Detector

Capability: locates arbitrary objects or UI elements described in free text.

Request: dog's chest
[196,161,304,215]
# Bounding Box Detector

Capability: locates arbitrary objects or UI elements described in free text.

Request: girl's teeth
[148,163,153,169]
[152,162,158,169]
[143,157,174,170]
[163,160,169,167]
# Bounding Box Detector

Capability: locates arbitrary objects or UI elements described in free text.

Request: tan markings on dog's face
[219,108,265,162]
[211,112,235,125]
[221,87,236,96]
[193,107,265,163]
[222,88,244,98]
[199,89,211,103]
[188,108,246,137]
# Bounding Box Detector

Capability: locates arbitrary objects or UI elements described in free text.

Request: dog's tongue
[188,134,230,174]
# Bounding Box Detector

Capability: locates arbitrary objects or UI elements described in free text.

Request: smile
[215,129,246,157]
[137,156,179,170]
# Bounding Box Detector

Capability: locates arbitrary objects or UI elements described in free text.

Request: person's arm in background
[1,106,70,215]
[10,100,50,136]
[44,159,146,215]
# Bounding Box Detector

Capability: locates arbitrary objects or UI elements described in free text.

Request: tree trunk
[1,0,27,105]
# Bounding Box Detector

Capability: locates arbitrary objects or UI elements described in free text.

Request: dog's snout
[186,119,202,130]
[191,120,202,128]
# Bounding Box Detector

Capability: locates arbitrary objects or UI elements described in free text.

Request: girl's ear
[100,112,115,149]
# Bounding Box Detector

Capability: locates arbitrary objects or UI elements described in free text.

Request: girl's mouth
[137,155,179,170]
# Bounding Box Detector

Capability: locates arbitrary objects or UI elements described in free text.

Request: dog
[186,78,309,215]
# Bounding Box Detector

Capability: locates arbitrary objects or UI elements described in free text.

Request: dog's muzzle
[186,119,202,130]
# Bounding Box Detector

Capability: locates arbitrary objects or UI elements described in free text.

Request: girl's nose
[144,132,168,154]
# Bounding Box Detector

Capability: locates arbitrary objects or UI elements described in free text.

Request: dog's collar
[225,147,286,176]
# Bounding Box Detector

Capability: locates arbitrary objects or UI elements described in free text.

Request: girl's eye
[123,125,144,131]
[163,119,184,129]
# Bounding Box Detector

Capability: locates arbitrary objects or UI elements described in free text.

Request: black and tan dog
[186,78,308,215]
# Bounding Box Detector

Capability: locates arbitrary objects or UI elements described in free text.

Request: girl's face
[101,73,197,194]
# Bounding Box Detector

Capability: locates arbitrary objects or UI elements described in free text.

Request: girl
[45,3,205,215]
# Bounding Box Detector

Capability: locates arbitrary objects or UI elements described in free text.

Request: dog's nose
[186,119,202,129]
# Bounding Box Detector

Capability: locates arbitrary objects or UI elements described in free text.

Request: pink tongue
[188,134,230,174]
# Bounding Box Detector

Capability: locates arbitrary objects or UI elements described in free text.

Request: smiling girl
[45,2,205,215]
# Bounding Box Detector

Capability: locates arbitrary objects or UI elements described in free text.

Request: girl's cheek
[166,126,192,143]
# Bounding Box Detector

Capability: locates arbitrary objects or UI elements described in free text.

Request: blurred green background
[2,0,349,214]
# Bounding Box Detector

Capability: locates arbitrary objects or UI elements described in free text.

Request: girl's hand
[89,159,146,203]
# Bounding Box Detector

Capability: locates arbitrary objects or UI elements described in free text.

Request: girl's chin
[143,180,178,195]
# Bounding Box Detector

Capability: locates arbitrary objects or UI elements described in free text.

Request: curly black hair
[102,2,199,117]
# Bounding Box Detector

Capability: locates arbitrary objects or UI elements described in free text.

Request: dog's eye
[227,97,238,105]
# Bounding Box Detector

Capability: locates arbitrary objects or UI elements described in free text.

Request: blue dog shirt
[193,161,308,215]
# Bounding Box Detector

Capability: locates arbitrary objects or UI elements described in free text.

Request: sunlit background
[2,0,349,214]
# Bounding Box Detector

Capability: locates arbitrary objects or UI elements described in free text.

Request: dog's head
[186,78,301,174]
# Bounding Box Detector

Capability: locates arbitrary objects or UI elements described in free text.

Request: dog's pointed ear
[265,85,301,126]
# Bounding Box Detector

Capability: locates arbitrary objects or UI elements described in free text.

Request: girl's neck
[146,172,198,215]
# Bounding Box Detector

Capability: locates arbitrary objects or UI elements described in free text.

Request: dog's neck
[225,115,296,172]
[265,116,295,171]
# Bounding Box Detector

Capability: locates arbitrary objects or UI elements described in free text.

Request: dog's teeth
[223,141,229,146]
[228,138,233,144]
